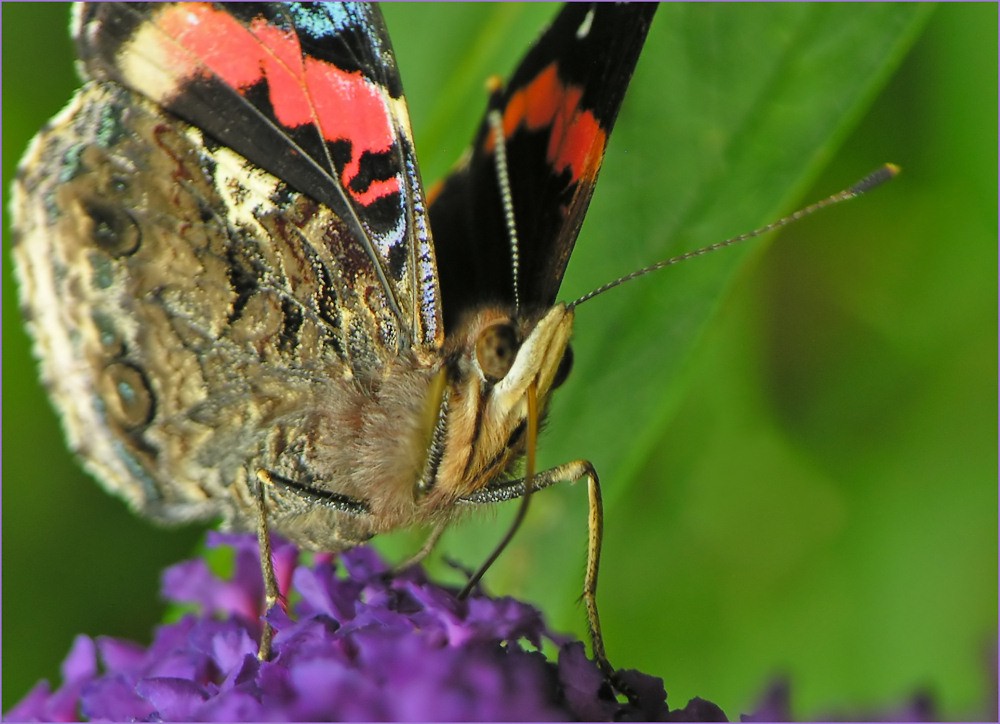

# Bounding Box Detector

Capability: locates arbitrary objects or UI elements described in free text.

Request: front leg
[252,469,282,661]
[392,518,450,573]
[252,468,371,660]
[458,460,615,680]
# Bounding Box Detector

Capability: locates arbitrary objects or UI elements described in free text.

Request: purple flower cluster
[7,532,708,722]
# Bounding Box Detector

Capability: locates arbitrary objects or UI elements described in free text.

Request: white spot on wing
[576,8,594,40]
[204,140,283,229]
[119,16,186,103]
[371,188,407,258]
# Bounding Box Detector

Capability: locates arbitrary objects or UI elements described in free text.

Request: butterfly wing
[428,4,657,329]
[12,3,443,531]
[76,2,442,356]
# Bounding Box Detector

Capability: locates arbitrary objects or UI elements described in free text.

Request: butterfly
[12,2,657,678]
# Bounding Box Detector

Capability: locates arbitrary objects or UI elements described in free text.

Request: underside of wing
[13,81,402,520]
[75,2,442,352]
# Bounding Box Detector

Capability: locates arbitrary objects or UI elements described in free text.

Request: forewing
[428,4,657,328]
[75,2,442,352]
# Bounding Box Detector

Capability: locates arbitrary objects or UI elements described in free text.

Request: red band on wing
[153,4,399,204]
[493,63,606,186]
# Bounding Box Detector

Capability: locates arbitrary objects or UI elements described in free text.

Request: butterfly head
[423,303,574,502]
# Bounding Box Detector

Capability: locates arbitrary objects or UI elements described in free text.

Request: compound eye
[552,345,574,389]
[476,322,519,382]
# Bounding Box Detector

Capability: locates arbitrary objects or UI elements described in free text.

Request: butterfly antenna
[570,163,899,309]
[489,96,522,315]
[456,88,536,600]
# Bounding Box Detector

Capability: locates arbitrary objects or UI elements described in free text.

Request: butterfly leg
[459,460,618,682]
[392,518,450,573]
[252,469,283,661]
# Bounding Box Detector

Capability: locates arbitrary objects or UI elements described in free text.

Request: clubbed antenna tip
[849,162,900,196]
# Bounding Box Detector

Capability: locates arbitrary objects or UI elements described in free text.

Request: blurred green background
[3,3,995,719]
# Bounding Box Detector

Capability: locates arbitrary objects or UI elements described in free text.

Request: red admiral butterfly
[12,1,894,683]
[13,2,658,677]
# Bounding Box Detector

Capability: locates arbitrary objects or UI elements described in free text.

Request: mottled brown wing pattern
[13,81,440,547]
[74,2,443,355]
